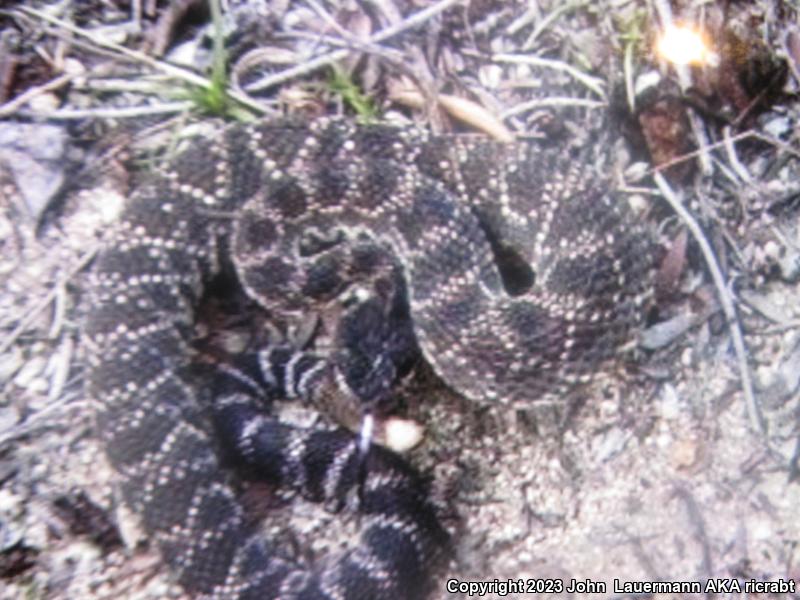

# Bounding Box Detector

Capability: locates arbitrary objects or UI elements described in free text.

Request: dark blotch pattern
[270,179,307,220]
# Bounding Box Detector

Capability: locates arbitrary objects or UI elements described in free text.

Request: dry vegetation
[1,0,799,598]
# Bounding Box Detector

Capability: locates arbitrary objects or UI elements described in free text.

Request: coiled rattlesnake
[85,118,654,598]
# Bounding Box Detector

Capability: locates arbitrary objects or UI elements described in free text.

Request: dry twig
[653,173,763,436]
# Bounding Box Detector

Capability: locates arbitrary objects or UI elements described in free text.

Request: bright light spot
[383,418,424,453]
[656,25,716,66]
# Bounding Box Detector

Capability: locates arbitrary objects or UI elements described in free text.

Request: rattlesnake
[85,118,654,598]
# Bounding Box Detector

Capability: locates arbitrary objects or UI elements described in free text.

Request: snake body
[85,119,654,598]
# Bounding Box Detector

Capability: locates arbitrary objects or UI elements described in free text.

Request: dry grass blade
[19,101,194,120]
[15,5,267,115]
[501,96,605,119]
[390,86,514,142]
[241,0,464,94]
[492,53,606,98]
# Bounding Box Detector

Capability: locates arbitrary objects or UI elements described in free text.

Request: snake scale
[85,118,654,599]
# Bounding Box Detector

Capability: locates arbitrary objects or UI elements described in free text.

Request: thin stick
[0,247,98,356]
[635,129,800,179]
[653,172,764,435]
[0,71,76,118]
[722,125,754,185]
[522,1,585,49]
